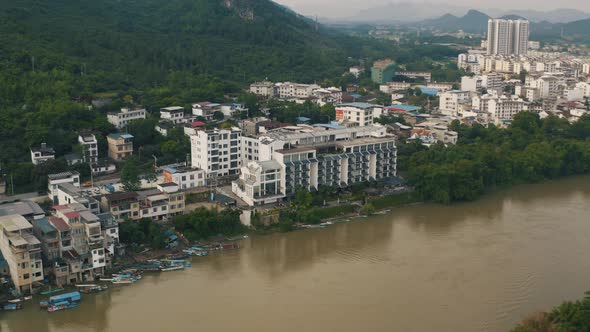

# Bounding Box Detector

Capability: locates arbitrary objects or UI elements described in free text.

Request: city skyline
[274,0,590,18]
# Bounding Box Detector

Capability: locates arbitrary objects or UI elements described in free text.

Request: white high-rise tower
[487,19,529,56]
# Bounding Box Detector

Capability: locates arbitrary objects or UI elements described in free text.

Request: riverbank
[4,176,590,332]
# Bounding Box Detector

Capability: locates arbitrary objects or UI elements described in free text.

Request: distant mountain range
[414,9,590,40]
[328,3,590,24]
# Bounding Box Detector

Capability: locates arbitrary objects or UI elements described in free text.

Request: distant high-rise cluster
[486,19,529,56]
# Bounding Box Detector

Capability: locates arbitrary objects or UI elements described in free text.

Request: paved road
[0,192,44,204]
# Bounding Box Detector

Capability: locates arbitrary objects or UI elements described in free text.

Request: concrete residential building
[159,106,185,124]
[30,143,55,165]
[439,91,471,116]
[49,204,118,284]
[107,133,134,161]
[0,200,45,222]
[101,192,140,222]
[107,108,147,129]
[54,183,100,214]
[335,103,381,127]
[162,166,206,190]
[371,59,396,84]
[0,215,44,294]
[276,82,320,99]
[487,19,529,56]
[78,133,98,164]
[190,127,242,178]
[249,81,275,97]
[192,102,221,120]
[48,172,81,205]
[395,71,432,82]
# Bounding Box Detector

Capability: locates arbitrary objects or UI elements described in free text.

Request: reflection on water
[2,176,590,332]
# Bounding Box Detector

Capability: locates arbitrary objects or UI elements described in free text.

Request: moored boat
[47,301,79,312]
[40,291,81,312]
[77,284,108,294]
[160,264,184,272]
[1,302,22,311]
[40,288,65,295]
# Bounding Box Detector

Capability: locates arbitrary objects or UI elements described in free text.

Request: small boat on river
[40,288,64,295]
[160,264,184,272]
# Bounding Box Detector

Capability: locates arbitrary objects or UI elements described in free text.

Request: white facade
[30,143,55,165]
[276,82,320,99]
[461,76,483,92]
[48,172,81,205]
[439,91,471,116]
[107,108,147,129]
[160,106,185,124]
[190,128,242,178]
[232,161,284,206]
[232,136,397,207]
[249,81,275,97]
[487,19,529,56]
[78,133,98,164]
[162,166,206,190]
[336,103,381,127]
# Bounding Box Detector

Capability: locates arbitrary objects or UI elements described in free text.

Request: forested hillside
[0,0,392,166]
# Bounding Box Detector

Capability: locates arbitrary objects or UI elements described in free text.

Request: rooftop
[0,201,44,218]
[337,102,378,109]
[0,214,33,232]
[48,216,70,232]
[48,171,80,181]
[161,106,184,112]
[32,218,57,235]
[105,192,139,202]
[107,133,134,140]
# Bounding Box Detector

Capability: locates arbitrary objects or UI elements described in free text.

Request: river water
[2,176,590,332]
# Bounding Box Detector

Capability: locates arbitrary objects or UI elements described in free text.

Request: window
[23,273,30,280]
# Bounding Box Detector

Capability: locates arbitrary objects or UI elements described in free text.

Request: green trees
[403,113,590,204]
[121,158,141,192]
[173,208,246,241]
[119,218,167,249]
[512,291,590,332]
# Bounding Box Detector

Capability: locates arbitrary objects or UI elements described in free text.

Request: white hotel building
[232,125,397,206]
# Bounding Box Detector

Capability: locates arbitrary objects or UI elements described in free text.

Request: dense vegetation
[173,208,246,241]
[0,0,461,194]
[512,291,590,332]
[119,218,169,249]
[401,112,590,204]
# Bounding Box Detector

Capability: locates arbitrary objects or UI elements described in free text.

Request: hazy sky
[274,0,590,17]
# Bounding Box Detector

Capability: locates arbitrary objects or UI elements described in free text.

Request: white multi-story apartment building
[78,133,98,164]
[439,91,471,116]
[0,215,44,294]
[30,143,55,165]
[192,102,221,120]
[160,106,185,124]
[575,82,590,97]
[190,127,242,178]
[336,103,382,127]
[48,171,81,205]
[249,81,275,97]
[487,19,529,56]
[472,94,524,124]
[276,82,320,99]
[107,108,147,129]
[461,76,483,92]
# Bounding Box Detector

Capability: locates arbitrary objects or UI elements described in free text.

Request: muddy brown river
[2,176,590,332]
